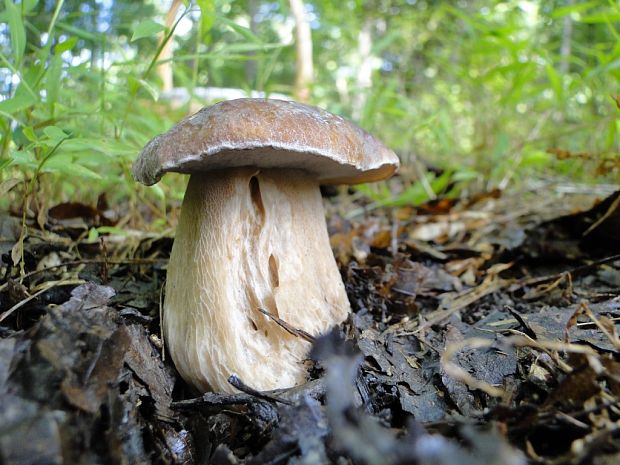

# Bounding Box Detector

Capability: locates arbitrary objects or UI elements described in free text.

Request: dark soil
[1,186,619,465]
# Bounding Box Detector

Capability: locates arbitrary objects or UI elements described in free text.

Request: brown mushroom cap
[132,98,399,186]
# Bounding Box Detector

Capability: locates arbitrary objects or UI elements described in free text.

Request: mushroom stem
[164,167,350,393]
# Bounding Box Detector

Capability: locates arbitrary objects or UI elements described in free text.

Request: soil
[1,183,619,465]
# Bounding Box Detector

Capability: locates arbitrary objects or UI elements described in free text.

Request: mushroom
[133,98,399,393]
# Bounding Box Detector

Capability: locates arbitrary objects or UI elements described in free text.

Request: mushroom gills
[163,167,350,393]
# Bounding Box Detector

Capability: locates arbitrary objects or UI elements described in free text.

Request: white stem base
[164,168,350,392]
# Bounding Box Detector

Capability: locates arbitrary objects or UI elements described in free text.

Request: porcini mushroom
[133,98,399,393]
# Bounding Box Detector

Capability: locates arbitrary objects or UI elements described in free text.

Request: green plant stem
[116,6,195,139]
[99,33,107,134]
[0,123,10,163]
[16,136,68,278]
[0,52,37,100]
[45,0,65,44]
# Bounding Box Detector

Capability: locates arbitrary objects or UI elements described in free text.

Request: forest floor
[0,180,619,465]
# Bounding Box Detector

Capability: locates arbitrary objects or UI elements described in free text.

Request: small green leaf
[218,16,260,42]
[0,84,38,113]
[545,64,563,99]
[87,227,100,243]
[126,76,159,101]
[47,53,63,111]
[96,226,129,236]
[392,179,431,206]
[580,12,620,23]
[138,78,159,101]
[57,22,100,42]
[521,150,551,168]
[149,183,166,201]
[22,0,39,13]
[429,170,454,195]
[55,36,78,53]
[22,126,37,141]
[9,149,37,166]
[127,75,140,95]
[131,20,166,42]
[43,125,68,141]
[452,169,480,182]
[197,0,216,37]
[550,1,597,18]
[5,0,26,65]
[605,118,618,149]
[50,161,103,180]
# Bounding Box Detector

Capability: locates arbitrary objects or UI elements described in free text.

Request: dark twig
[171,378,326,411]
[258,307,315,343]
[171,376,294,410]
[171,391,258,410]
[514,254,620,288]
[170,378,293,410]
[505,305,538,340]
[227,375,293,405]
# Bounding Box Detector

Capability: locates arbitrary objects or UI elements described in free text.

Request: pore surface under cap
[132,98,399,186]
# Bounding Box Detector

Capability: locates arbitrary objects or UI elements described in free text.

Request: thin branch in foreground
[258,307,315,343]
[227,374,293,405]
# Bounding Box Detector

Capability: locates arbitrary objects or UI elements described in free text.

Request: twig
[395,255,619,337]
[440,337,507,399]
[257,307,315,343]
[412,277,508,334]
[505,305,537,340]
[171,378,325,411]
[390,217,399,256]
[159,281,166,361]
[0,258,164,293]
[583,192,620,236]
[0,279,84,323]
[227,374,293,405]
[580,302,620,351]
[171,392,258,410]
[440,333,600,400]
[514,254,620,289]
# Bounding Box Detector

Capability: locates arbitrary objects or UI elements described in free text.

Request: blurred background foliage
[0,0,619,220]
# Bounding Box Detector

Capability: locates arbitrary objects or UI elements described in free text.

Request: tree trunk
[245,0,259,86]
[559,0,574,74]
[289,0,314,103]
[157,0,183,93]
[352,18,373,120]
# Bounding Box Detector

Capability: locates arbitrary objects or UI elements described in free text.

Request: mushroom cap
[133,98,399,186]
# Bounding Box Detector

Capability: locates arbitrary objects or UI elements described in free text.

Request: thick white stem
[164,168,350,392]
